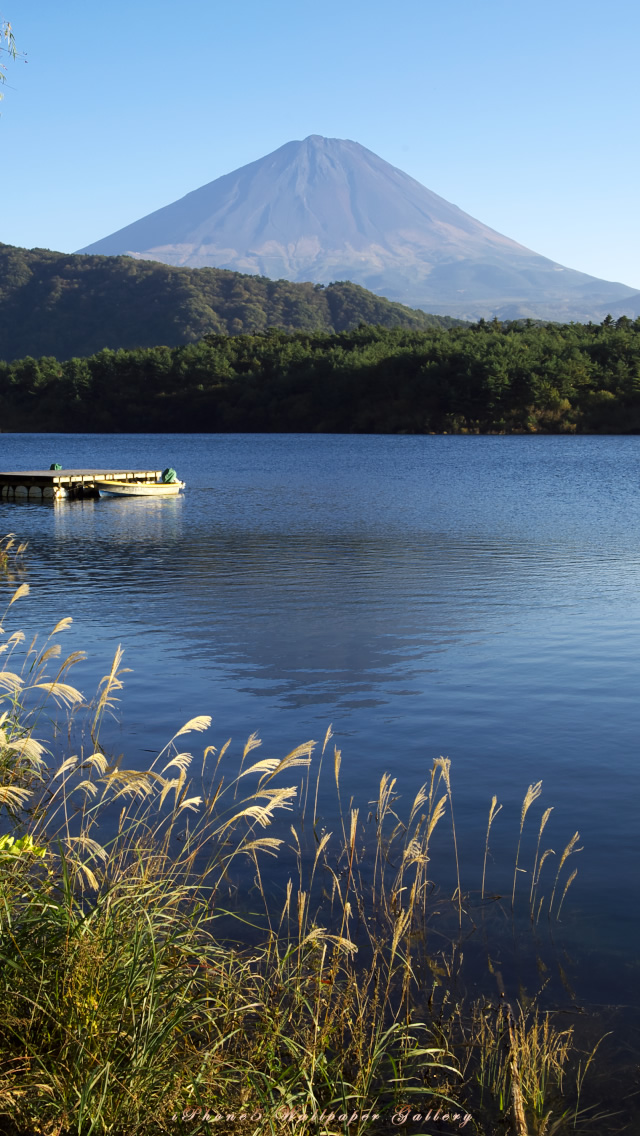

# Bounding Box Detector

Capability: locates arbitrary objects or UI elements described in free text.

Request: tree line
[2,317,640,433]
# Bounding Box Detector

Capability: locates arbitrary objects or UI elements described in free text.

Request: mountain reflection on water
[1,432,639,1014]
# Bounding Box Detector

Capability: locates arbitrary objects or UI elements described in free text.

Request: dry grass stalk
[434,756,462,924]
[549,832,582,918]
[556,868,578,921]
[530,806,553,910]
[512,780,543,909]
[506,1004,530,1136]
[482,794,502,899]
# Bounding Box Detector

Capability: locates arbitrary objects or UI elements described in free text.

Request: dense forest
[0,244,459,361]
[1,317,640,433]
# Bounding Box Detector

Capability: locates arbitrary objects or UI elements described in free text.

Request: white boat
[95,479,185,498]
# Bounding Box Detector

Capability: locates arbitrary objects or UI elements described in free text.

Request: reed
[459,1002,575,1134]
[481,794,502,900]
[549,833,582,920]
[512,780,543,909]
[0,547,612,1135]
[530,806,553,914]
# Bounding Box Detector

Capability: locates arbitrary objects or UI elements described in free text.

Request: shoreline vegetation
[0,536,631,1135]
[2,318,640,435]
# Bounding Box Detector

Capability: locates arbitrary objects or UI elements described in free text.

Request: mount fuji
[79,135,639,322]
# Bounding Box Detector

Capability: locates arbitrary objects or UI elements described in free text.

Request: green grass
[0,535,619,1136]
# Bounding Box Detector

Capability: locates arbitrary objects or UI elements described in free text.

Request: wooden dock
[0,469,163,501]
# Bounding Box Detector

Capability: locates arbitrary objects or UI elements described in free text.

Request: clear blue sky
[2,0,639,290]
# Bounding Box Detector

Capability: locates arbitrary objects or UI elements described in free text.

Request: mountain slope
[0,243,460,362]
[78,135,639,322]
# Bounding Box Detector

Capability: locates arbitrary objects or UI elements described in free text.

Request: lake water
[1,433,639,1017]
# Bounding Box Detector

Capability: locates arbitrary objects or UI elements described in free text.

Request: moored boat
[95,478,185,497]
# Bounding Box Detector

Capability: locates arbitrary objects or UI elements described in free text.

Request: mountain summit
[79,135,638,321]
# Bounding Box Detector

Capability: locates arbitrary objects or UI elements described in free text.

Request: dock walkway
[0,469,163,500]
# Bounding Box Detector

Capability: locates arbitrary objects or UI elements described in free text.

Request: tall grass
[0,538,612,1135]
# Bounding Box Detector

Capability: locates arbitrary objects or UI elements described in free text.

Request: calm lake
[1,433,639,1015]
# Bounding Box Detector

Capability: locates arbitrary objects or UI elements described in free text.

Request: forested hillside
[0,243,459,361]
[1,318,639,434]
